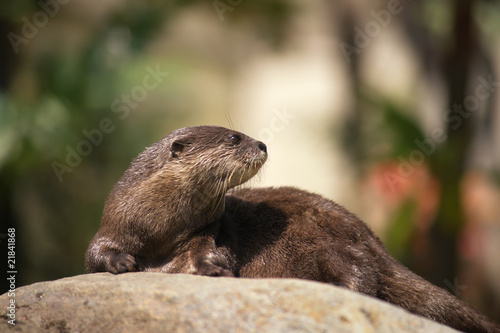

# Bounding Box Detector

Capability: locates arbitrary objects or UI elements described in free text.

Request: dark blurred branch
[426,0,476,287]
[334,3,365,175]
[0,20,18,90]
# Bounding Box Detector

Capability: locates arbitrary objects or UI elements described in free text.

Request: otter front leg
[184,231,236,277]
[195,257,234,277]
[85,237,138,274]
[106,252,138,274]
[159,245,234,277]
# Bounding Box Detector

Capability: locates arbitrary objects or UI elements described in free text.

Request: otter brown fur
[221,187,500,333]
[85,126,267,276]
[86,126,499,333]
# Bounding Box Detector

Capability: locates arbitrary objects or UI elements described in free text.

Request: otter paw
[197,263,234,277]
[108,253,137,274]
[332,282,349,288]
[218,268,235,277]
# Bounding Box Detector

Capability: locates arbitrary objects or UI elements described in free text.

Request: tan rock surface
[0,273,458,332]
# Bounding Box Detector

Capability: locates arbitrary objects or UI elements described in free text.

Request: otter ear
[170,140,187,158]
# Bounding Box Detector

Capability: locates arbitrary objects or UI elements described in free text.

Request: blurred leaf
[379,101,426,158]
[384,200,418,264]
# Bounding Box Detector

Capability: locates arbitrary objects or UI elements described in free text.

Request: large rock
[1,273,457,332]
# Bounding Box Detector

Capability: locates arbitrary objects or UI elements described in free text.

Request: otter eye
[229,134,241,145]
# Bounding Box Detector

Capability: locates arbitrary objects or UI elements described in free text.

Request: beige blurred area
[1,0,500,320]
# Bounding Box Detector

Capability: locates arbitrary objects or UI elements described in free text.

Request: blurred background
[1,0,499,321]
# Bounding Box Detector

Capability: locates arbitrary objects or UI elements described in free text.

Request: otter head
[166,126,267,191]
[105,125,267,237]
[97,126,267,260]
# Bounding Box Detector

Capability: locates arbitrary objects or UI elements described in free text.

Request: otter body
[222,187,499,333]
[86,126,499,333]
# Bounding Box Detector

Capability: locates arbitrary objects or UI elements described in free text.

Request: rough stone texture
[1,273,458,333]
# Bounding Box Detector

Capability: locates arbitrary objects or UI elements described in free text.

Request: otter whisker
[210,181,226,217]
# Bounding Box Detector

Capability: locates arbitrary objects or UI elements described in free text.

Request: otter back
[221,186,500,333]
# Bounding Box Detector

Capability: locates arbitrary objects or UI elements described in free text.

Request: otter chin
[85,126,267,276]
[226,159,266,188]
[86,125,499,333]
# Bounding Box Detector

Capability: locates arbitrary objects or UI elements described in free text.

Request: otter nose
[257,142,267,154]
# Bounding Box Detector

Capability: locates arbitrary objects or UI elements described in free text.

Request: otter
[86,126,499,333]
[222,187,500,333]
[85,126,267,276]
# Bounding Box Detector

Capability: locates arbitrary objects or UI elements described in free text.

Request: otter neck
[185,188,226,224]
[136,176,228,260]
[169,175,229,228]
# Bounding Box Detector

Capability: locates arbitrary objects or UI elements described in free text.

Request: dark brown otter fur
[85,126,267,276]
[220,187,500,333]
[86,126,499,333]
